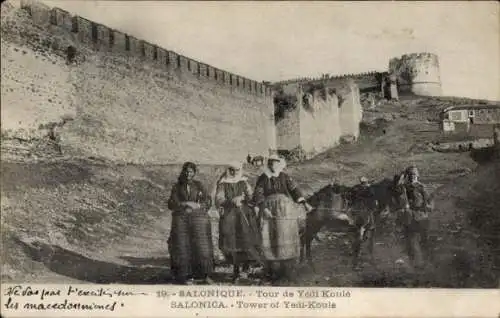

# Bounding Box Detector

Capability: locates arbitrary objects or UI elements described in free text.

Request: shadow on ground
[470,146,497,164]
[13,236,234,284]
[14,237,172,284]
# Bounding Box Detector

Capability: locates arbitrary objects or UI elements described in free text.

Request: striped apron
[260,194,303,261]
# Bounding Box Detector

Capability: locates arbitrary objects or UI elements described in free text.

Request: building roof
[442,105,500,114]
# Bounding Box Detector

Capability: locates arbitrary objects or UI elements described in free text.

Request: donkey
[343,184,384,269]
[299,179,396,269]
[299,184,354,266]
[390,173,434,269]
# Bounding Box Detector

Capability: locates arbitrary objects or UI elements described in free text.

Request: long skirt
[168,208,214,281]
[219,204,263,264]
[260,194,303,261]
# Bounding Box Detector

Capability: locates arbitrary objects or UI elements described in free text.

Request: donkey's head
[390,173,410,210]
[307,184,352,223]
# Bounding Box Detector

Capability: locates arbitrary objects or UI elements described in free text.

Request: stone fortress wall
[276,52,444,98]
[1,0,444,163]
[274,78,362,157]
[1,0,276,164]
[272,53,442,156]
[275,71,385,94]
[20,0,273,98]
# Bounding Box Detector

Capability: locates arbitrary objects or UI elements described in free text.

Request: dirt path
[6,215,422,287]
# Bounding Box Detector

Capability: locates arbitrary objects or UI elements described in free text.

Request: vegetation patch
[273,85,298,123]
[277,146,307,162]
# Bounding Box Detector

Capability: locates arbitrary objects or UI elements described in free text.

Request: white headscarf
[263,155,286,178]
[218,161,247,184]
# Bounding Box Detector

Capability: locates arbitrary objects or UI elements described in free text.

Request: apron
[259,194,303,261]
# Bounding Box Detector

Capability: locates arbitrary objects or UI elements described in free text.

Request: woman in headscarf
[167,162,214,285]
[252,155,312,284]
[215,161,263,283]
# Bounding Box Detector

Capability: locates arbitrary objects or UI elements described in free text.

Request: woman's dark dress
[167,180,214,282]
[215,178,262,265]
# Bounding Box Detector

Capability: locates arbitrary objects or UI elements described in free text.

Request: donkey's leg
[405,225,424,269]
[306,222,322,267]
[305,235,314,266]
[369,211,378,265]
[299,234,306,264]
[352,229,362,270]
[241,261,250,273]
[231,256,241,283]
[299,220,307,264]
[264,261,274,281]
[377,206,390,231]
[419,219,431,263]
[232,263,240,283]
[368,228,376,266]
[403,226,414,262]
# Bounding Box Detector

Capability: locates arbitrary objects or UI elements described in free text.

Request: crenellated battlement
[273,70,385,86]
[18,0,273,98]
[273,71,386,96]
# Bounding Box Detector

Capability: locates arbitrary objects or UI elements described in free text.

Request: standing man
[401,165,433,266]
[252,155,312,284]
[348,176,379,268]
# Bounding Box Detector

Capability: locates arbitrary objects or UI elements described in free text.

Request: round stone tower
[389,52,442,96]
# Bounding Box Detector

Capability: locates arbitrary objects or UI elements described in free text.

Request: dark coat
[404,182,430,211]
[253,171,304,206]
[167,180,211,212]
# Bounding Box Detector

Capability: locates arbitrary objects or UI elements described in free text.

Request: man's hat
[406,165,419,176]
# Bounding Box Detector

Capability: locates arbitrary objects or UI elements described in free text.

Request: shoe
[186,279,195,285]
[232,276,241,284]
[203,277,215,285]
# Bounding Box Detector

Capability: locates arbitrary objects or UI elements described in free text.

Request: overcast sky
[31,1,500,100]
